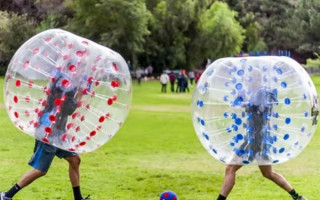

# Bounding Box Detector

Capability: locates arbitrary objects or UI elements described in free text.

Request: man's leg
[65,155,84,200]
[259,166,305,199]
[18,169,46,188]
[217,165,242,200]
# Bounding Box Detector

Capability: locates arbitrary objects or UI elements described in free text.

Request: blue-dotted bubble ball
[160,191,177,200]
[191,56,319,165]
[4,29,132,154]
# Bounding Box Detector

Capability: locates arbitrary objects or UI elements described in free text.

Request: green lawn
[0,76,319,200]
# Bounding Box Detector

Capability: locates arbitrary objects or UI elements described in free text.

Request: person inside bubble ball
[216,70,307,200]
[1,68,90,200]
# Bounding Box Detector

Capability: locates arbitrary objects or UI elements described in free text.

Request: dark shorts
[28,140,78,172]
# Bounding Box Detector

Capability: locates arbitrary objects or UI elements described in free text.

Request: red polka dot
[107,98,113,105]
[13,96,18,103]
[80,116,85,121]
[61,134,67,141]
[37,111,43,117]
[44,37,51,42]
[69,148,76,152]
[85,104,90,110]
[68,65,76,72]
[82,41,89,45]
[49,115,56,122]
[23,61,29,68]
[79,141,86,146]
[14,112,19,118]
[91,65,97,71]
[71,136,76,142]
[99,116,105,123]
[42,137,49,143]
[105,113,110,118]
[173,197,177,200]
[91,91,95,97]
[33,48,39,54]
[28,80,33,88]
[34,108,40,113]
[67,123,73,130]
[15,80,21,87]
[72,112,79,119]
[86,136,91,140]
[111,80,120,88]
[45,127,52,134]
[77,101,83,107]
[112,95,117,101]
[164,193,169,197]
[54,98,63,106]
[25,96,30,102]
[96,125,102,130]
[68,43,74,49]
[42,100,47,106]
[95,81,100,87]
[87,76,93,83]
[82,88,88,95]
[25,110,30,117]
[112,63,119,71]
[90,131,96,137]
[76,126,80,132]
[76,51,84,57]
[34,122,39,128]
[61,79,71,87]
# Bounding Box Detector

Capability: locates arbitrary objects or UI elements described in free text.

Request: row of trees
[0,0,320,74]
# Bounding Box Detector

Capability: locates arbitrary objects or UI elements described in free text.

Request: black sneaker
[0,192,12,200]
[82,195,91,200]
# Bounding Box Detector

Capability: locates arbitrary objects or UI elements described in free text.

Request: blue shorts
[28,140,78,172]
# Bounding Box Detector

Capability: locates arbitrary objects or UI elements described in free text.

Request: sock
[5,183,21,198]
[217,194,227,200]
[289,189,300,199]
[72,186,83,200]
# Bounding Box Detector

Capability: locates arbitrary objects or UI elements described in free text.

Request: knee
[261,170,273,180]
[34,169,47,178]
[225,166,236,176]
[67,156,81,167]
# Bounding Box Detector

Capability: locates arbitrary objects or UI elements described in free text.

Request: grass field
[0,76,319,200]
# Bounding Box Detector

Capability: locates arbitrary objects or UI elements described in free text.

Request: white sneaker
[0,192,12,200]
[299,196,308,200]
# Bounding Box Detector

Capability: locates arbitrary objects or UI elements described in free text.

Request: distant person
[176,71,183,93]
[135,67,144,85]
[146,65,153,77]
[182,70,189,93]
[188,70,195,85]
[169,72,176,93]
[160,72,169,93]
[127,60,133,71]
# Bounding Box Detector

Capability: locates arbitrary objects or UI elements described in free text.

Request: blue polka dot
[203,132,209,140]
[263,66,268,72]
[273,135,278,142]
[304,111,308,117]
[285,117,291,124]
[223,95,229,102]
[235,118,242,125]
[226,127,232,133]
[225,82,229,87]
[248,65,253,72]
[242,111,246,118]
[273,147,277,154]
[247,126,253,134]
[237,70,244,76]
[232,77,237,83]
[273,160,279,164]
[303,94,307,99]
[236,134,244,140]
[233,97,243,106]
[197,117,201,122]
[276,68,283,75]
[247,76,252,82]
[242,160,250,164]
[284,98,291,105]
[273,77,278,82]
[200,119,205,126]
[279,148,285,153]
[283,134,290,140]
[301,126,305,132]
[231,89,236,96]
[212,149,217,154]
[230,142,235,146]
[207,70,214,76]
[232,124,238,131]
[231,113,237,119]
[281,82,287,88]
[223,112,229,118]
[273,112,279,118]
[199,101,204,107]
[273,124,278,130]
[196,100,200,106]
[235,83,243,90]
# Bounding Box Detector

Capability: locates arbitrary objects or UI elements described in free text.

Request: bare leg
[259,165,293,192]
[65,155,81,187]
[17,169,46,188]
[219,165,243,197]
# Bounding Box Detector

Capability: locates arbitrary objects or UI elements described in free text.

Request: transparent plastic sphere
[4,29,132,153]
[192,56,319,165]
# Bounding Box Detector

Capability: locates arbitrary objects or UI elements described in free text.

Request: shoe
[0,192,12,200]
[298,196,307,200]
[82,195,90,200]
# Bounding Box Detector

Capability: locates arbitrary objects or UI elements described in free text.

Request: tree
[65,0,150,67]
[195,1,245,61]
[0,11,37,74]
